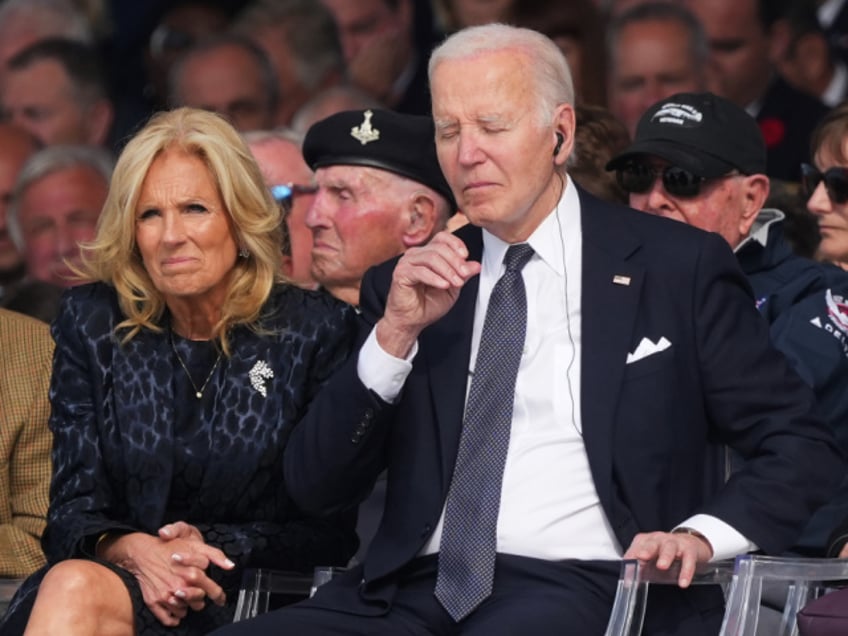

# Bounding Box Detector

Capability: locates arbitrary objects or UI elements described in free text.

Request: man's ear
[85,99,114,147]
[553,103,576,167]
[401,192,440,247]
[739,173,770,236]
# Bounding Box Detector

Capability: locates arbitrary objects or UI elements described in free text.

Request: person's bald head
[0,123,40,275]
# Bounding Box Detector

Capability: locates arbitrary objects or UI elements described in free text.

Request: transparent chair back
[720,555,848,636]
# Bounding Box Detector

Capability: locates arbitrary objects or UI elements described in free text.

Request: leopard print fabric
[1,282,361,634]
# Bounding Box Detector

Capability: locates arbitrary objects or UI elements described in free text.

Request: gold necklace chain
[169,330,223,399]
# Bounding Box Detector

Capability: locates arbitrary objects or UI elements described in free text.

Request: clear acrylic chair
[604,558,736,636]
[720,555,848,636]
[232,569,312,622]
[232,566,347,622]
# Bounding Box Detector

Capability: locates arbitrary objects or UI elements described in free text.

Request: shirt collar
[480,176,581,277]
[735,208,784,252]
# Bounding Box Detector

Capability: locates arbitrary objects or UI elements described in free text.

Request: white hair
[428,23,574,126]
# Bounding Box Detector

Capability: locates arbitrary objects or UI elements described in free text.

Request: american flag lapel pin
[613,275,631,286]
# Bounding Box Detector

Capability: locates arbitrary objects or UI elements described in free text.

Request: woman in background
[805,101,848,270]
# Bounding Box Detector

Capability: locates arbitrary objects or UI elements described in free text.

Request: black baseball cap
[303,108,456,209]
[606,92,767,177]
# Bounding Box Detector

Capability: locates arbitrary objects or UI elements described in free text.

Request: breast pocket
[623,348,675,380]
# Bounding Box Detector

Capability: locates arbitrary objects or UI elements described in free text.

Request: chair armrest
[605,559,735,636]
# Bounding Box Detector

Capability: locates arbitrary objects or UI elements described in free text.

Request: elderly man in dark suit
[215,23,844,636]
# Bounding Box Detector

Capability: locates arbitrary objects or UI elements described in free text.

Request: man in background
[320,0,431,115]
[234,0,346,126]
[608,91,848,555]
[607,2,710,137]
[8,144,112,290]
[0,124,40,306]
[1,38,113,149]
[245,128,318,288]
[169,35,277,132]
[684,0,830,180]
[302,108,455,306]
[0,308,53,580]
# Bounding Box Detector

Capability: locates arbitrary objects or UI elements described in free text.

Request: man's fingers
[623,531,711,588]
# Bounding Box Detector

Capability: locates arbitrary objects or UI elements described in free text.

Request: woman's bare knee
[26,560,134,636]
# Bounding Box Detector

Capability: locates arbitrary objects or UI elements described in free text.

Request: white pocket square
[626,336,671,364]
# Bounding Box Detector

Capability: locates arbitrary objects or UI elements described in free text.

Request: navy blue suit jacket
[286,188,844,626]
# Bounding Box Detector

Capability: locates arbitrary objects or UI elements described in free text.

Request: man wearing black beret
[302,108,456,306]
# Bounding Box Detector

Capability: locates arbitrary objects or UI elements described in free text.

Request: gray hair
[8,144,113,250]
[242,126,305,149]
[234,0,345,93]
[0,0,93,44]
[606,2,709,75]
[428,23,574,126]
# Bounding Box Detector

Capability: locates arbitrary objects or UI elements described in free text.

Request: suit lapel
[579,191,644,512]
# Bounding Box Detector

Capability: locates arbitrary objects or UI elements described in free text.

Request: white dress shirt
[359,179,754,561]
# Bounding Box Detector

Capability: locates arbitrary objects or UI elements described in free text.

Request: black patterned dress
[0,283,361,635]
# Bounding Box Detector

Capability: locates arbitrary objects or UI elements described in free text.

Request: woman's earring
[239,247,250,259]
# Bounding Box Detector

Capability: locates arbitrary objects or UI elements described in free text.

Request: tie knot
[503,243,534,272]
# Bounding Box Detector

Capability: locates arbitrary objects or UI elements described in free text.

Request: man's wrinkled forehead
[316,163,388,191]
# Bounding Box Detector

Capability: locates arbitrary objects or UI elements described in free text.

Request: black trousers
[212,554,621,636]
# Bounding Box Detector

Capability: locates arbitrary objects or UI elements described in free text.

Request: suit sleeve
[42,292,136,561]
[284,262,399,515]
[0,320,53,577]
[691,234,845,554]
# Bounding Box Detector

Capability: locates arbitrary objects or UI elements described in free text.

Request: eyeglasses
[615,162,731,198]
[801,163,848,204]
[270,183,319,204]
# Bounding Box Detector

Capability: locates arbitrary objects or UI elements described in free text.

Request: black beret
[303,108,457,209]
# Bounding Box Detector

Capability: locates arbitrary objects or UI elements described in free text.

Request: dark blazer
[2,282,360,629]
[285,189,844,629]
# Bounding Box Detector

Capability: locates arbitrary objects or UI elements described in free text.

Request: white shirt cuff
[356,327,416,403]
[676,514,758,561]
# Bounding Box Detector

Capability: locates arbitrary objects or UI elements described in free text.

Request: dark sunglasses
[616,162,722,198]
[801,163,848,204]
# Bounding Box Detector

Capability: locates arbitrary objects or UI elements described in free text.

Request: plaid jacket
[0,308,53,577]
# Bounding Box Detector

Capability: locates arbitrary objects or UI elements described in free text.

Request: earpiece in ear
[553,132,564,157]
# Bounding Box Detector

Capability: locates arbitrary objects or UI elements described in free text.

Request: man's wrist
[375,317,419,359]
[672,526,714,557]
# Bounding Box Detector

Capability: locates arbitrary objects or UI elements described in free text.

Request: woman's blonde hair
[81,107,283,353]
